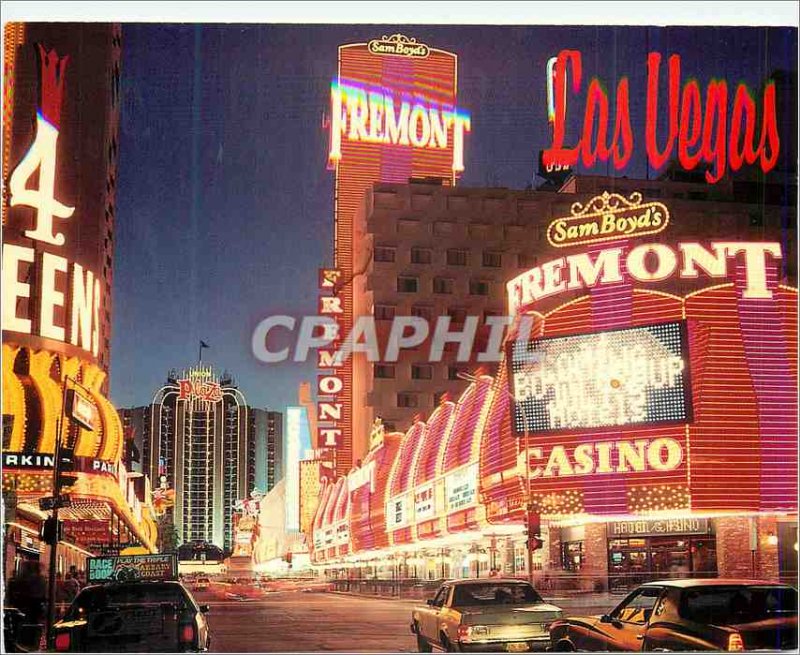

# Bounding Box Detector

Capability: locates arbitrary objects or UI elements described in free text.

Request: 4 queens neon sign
[328,80,471,173]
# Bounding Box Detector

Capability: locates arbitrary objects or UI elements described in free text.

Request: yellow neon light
[2,344,26,450]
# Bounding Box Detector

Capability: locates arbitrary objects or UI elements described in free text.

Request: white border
[2,1,798,26]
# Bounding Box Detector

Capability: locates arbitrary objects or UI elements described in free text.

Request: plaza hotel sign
[3,46,103,361]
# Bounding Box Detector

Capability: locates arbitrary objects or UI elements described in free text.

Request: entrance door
[650,538,690,578]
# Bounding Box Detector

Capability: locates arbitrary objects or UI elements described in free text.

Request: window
[411,364,432,380]
[411,247,432,264]
[679,586,798,624]
[434,277,454,294]
[374,246,396,262]
[470,280,490,296]
[448,366,462,381]
[397,276,419,293]
[451,583,542,608]
[483,251,502,267]
[611,587,664,625]
[448,307,467,324]
[374,305,396,321]
[447,249,468,266]
[433,391,447,406]
[518,253,537,268]
[411,305,433,321]
[432,586,449,607]
[374,364,395,379]
[397,393,419,408]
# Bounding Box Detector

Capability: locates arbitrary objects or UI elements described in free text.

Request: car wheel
[554,639,575,652]
[441,633,458,652]
[416,634,432,652]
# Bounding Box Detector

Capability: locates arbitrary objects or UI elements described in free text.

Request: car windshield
[680,586,798,624]
[67,583,194,619]
[451,583,543,608]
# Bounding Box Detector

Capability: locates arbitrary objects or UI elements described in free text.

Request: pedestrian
[6,560,47,648]
[64,571,81,603]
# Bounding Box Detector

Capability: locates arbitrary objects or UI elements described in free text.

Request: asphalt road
[191,581,619,652]
[194,587,419,652]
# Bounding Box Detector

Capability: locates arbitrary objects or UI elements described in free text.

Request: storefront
[605,518,716,591]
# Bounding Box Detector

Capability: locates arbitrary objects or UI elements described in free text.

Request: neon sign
[518,437,684,479]
[368,34,429,58]
[328,80,471,173]
[508,322,691,433]
[3,46,103,358]
[547,191,669,248]
[177,378,223,402]
[542,49,780,183]
[318,268,344,453]
[507,240,783,313]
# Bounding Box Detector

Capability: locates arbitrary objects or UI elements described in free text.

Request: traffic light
[526,509,543,551]
[56,445,79,491]
[41,517,62,545]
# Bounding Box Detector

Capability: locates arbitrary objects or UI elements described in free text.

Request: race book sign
[88,554,178,583]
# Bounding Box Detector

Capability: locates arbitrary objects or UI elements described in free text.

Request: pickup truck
[411,579,562,652]
[52,580,210,652]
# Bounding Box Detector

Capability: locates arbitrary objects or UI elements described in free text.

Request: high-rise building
[284,406,312,533]
[123,366,277,551]
[323,33,469,476]
[249,409,283,493]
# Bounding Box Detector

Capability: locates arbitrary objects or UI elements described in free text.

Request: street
[195,588,419,652]
[191,583,618,652]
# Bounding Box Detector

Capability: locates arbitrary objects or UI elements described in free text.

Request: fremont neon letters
[507,241,783,313]
[328,80,471,173]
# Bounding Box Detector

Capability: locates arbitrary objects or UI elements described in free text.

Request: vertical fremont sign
[327,35,466,475]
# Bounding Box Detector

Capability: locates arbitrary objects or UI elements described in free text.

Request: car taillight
[180,624,195,644]
[457,625,470,640]
[55,632,71,652]
[728,633,745,651]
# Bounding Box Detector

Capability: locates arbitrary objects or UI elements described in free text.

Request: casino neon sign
[328,80,471,173]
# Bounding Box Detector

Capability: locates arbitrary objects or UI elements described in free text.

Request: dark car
[549,579,797,652]
[52,580,210,652]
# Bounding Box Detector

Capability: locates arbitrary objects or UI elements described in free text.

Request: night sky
[108,24,797,412]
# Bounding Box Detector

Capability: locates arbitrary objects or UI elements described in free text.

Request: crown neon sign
[328,80,471,173]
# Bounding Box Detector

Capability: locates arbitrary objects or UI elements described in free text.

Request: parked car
[194,577,211,591]
[52,580,211,652]
[411,579,562,652]
[549,579,798,651]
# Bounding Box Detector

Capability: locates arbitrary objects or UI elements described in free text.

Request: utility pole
[45,381,68,648]
[45,378,93,648]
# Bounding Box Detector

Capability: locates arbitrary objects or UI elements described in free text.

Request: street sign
[65,388,96,431]
[39,494,72,511]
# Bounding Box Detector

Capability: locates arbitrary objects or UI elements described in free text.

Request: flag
[200,340,210,349]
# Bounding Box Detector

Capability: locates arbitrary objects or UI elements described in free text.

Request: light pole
[46,376,95,647]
